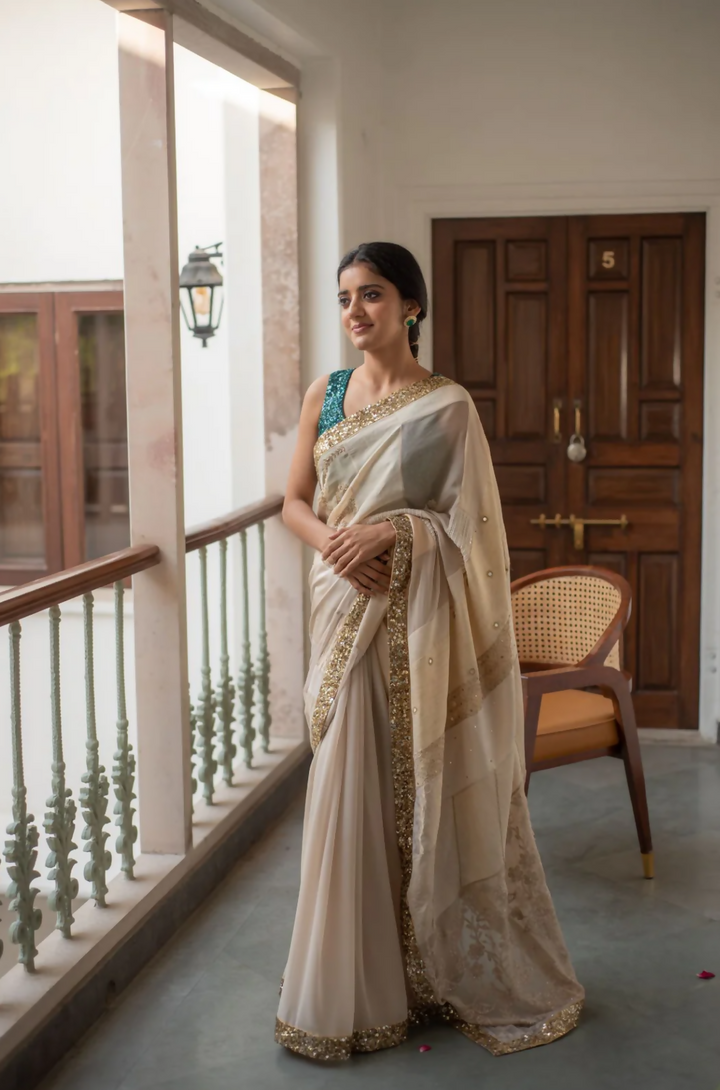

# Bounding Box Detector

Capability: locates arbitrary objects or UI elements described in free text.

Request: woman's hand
[322,521,397,579]
[343,556,392,597]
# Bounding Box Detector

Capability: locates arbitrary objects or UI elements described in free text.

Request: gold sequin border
[314,374,454,468]
[275,1016,408,1061]
[310,592,370,751]
[452,1000,583,1056]
[386,514,436,1007]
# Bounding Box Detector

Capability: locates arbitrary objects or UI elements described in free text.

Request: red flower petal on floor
[697,970,715,979]
[419,1045,432,1052]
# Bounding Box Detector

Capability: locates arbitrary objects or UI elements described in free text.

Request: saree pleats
[277,632,410,1058]
[277,376,584,1060]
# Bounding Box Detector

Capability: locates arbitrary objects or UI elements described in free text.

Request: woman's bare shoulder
[299,373,333,430]
[304,373,332,404]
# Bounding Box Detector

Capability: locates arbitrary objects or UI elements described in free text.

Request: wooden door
[433,217,569,577]
[567,214,704,730]
[433,212,705,729]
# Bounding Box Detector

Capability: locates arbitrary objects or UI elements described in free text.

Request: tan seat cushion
[533,690,619,764]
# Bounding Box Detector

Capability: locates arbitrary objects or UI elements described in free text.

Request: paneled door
[433,213,705,729]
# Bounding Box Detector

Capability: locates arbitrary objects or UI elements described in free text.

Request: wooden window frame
[55,290,125,570]
[0,292,63,585]
[0,288,125,586]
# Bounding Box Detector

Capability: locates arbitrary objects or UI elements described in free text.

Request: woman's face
[337,262,419,354]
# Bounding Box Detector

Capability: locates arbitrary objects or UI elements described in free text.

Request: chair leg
[523,691,541,798]
[611,683,654,878]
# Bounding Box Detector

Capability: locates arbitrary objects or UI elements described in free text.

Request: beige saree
[276,374,584,1060]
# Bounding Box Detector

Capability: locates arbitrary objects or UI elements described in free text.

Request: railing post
[215,538,236,784]
[254,521,271,752]
[237,529,255,768]
[44,606,79,938]
[195,546,217,803]
[113,581,137,877]
[5,621,42,970]
[118,11,192,853]
[79,593,111,905]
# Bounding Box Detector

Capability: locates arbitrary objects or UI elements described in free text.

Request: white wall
[387,0,720,189]
[219,0,720,740]
[0,0,124,283]
[172,43,268,694]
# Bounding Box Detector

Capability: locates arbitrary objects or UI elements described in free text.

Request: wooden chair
[511,565,654,879]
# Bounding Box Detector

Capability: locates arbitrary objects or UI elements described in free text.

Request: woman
[277,241,583,1061]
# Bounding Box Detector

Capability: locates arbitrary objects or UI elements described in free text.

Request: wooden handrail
[0,494,285,624]
[0,545,160,626]
[185,495,284,553]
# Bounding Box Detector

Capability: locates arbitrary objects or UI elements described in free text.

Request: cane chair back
[511,567,630,671]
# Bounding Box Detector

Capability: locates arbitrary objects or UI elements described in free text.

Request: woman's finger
[361,566,389,592]
[331,541,356,568]
[327,536,355,563]
[322,528,351,558]
[335,547,361,576]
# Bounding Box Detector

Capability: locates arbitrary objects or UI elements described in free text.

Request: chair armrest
[522,664,631,701]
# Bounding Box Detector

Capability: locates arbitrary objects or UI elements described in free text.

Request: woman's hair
[337,241,428,359]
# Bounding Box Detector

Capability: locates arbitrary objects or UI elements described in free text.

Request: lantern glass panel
[191,285,212,327]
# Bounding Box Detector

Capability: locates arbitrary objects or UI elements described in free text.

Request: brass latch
[531,513,629,550]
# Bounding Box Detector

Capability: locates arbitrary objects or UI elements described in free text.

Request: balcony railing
[0,495,285,977]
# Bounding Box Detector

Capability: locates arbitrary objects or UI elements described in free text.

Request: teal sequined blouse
[317,368,441,436]
[317,369,353,436]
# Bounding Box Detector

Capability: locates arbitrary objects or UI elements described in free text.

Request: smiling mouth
[352,323,372,333]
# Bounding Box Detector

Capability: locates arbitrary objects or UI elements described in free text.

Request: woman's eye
[364,292,379,301]
[338,298,349,307]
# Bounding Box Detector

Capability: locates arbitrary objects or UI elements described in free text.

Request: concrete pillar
[118,11,193,852]
[259,90,305,739]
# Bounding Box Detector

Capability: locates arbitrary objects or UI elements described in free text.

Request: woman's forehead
[338,262,391,292]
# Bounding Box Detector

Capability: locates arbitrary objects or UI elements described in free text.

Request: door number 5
[602,250,616,269]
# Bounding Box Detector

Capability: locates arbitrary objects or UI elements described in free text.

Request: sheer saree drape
[276,375,584,1060]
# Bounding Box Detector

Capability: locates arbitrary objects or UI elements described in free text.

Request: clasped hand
[321,521,397,597]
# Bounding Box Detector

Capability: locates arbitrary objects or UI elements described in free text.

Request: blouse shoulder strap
[317,368,352,436]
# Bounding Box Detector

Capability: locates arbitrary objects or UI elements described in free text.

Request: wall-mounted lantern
[179,243,224,347]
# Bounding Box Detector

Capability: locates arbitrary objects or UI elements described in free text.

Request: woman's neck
[358,346,426,394]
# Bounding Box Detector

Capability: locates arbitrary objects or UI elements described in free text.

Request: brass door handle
[552,399,563,444]
[531,513,629,550]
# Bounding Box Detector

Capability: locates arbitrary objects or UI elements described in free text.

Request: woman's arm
[282,377,393,597]
[282,376,332,553]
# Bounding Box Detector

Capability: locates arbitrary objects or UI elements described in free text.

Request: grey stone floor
[41,741,720,1090]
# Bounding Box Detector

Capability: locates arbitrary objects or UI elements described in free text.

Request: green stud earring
[405,316,416,328]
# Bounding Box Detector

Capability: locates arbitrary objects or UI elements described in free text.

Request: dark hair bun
[337,241,428,359]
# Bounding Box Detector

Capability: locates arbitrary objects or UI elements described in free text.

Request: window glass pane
[78,312,130,559]
[0,313,45,563]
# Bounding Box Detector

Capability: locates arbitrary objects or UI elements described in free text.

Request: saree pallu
[276,375,584,1060]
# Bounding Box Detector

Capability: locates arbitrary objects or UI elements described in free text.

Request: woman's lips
[352,323,372,333]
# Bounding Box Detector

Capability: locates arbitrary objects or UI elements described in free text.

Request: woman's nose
[348,294,365,318]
